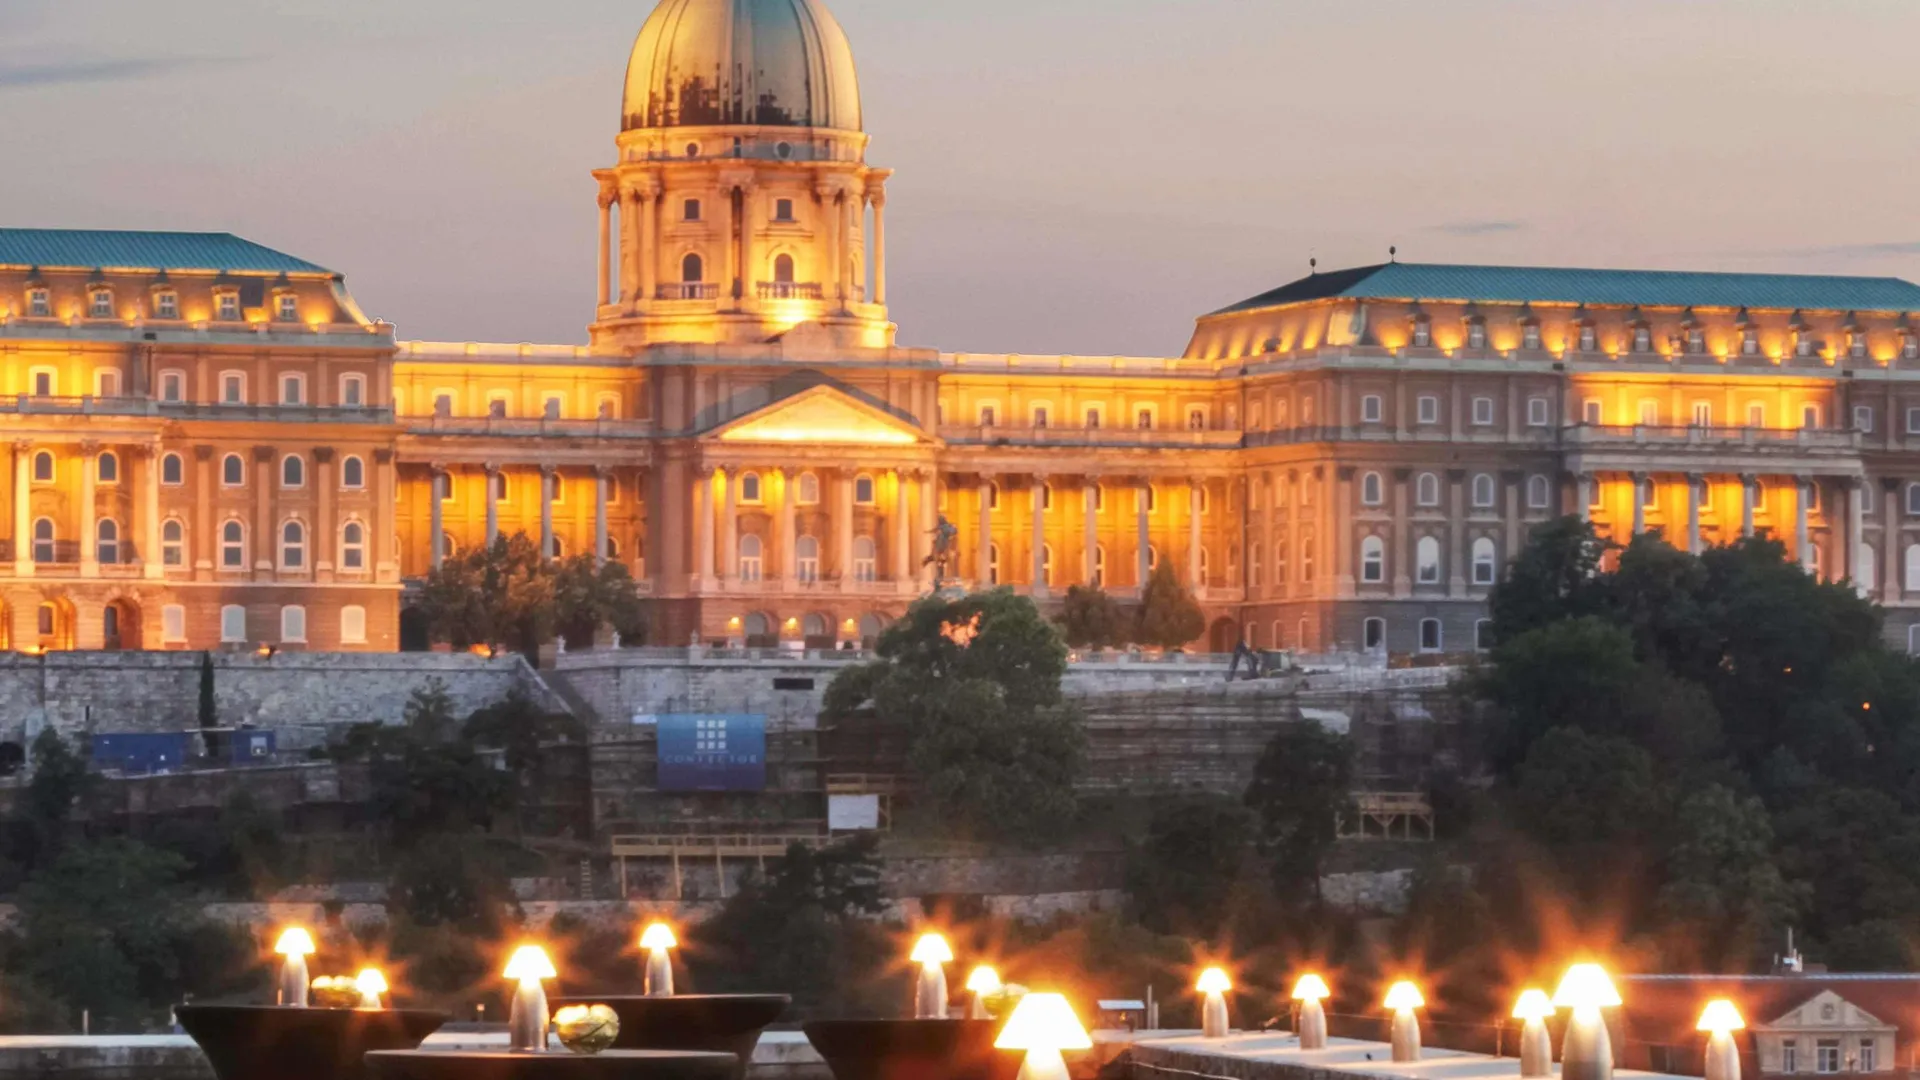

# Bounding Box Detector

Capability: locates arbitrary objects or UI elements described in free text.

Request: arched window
[988,481,1001,510]
[773,253,795,284]
[1416,536,1442,584]
[162,453,184,485]
[342,455,365,489]
[281,520,306,569]
[743,612,771,641]
[1093,545,1106,588]
[1472,537,1498,585]
[739,472,762,504]
[1276,540,1289,584]
[220,605,247,644]
[32,451,53,483]
[282,455,305,489]
[281,606,307,644]
[797,472,820,505]
[1148,544,1160,571]
[342,522,367,571]
[1472,473,1496,508]
[547,534,564,559]
[1361,472,1384,507]
[31,518,54,563]
[341,605,368,646]
[1301,537,1316,581]
[1360,535,1386,584]
[1420,618,1443,653]
[1857,543,1877,592]
[1416,472,1440,507]
[796,535,820,583]
[1527,474,1551,510]
[97,452,119,483]
[682,253,704,283]
[858,613,883,644]
[1249,543,1262,588]
[854,475,875,505]
[162,520,185,567]
[988,542,1001,585]
[223,454,244,486]
[97,519,119,564]
[221,520,246,569]
[1042,543,1054,586]
[852,536,877,582]
[489,472,509,502]
[1364,617,1386,652]
[803,612,828,639]
[739,534,763,581]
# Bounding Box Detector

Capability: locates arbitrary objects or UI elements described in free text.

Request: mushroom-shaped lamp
[910,933,953,1019]
[640,922,678,997]
[996,993,1092,1080]
[1197,968,1232,1039]
[1384,981,1425,1063]
[966,966,1002,1020]
[355,968,389,1010]
[274,928,317,1008]
[1553,964,1623,1080]
[1512,989,1556,1078]
[504,945,558,1052]
[1699,1000,1746,1080]
[1292,974,1332,1050]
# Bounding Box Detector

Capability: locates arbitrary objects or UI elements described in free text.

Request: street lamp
[1291,974,1332,1050]
[1553,964,1622,1080]
[1384,981,1425,1063]
[355,968,389,1010]
[641,922,678,997]
[966,966,1002,1020]
[910,933,953,1019]
[1197,968,1232,1039]
[1699,1000,1745,1080]
[505,945,559,1052]
[1512,989,1556,1078]
[995,993,1092,1080]
[274,927,316,1008]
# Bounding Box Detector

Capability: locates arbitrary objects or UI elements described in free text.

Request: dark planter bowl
[550,994,789,1080]
[177,1004,448,1080]
[366,1050,738,1080]
[801,1020,1021,1080]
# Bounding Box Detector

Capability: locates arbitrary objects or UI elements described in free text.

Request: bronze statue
[923,515,959,592]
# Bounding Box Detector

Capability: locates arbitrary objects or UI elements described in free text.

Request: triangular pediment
[711,384,927,446]
[1768,990,1886,1030]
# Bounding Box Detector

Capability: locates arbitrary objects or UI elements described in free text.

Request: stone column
[1631,472,1648,536]
[892,470,911,585]
[597,186,614,306]
[12,442,30,576]
[977,478,993,584]
[1083,478,1100,586]
[1503,471,1522,568]
[484,463,501,547]
[595,467,611,564]
[619,188,640,303]
[79,442,98,576]
[1798,478,1814,572]
[195,446,214,578]
[1883,479,1901,604]
[1135,479,1151,589]
[1392,469,1412,597]
[1335,468,1355,598]
[1187,480,1203,589]
[720,468,737,582]
[720,183,739,304]
[1687,474,1703,554]
[1848,478,1868,594]
[1031,475,1049,596]
[775,468,795,582]
[142,444,162,580]
[636,189,657,304]
[430,466,446,570]
[1447,469,1466,598]
[253,446,274,580]
[916,469,936,581]
[314,447,334,580]
[836,470,855,589]
[1741,474,1757,538]
[375,449,397,580]
[871,187,888,305]
[539,467,556,562]
[818,183,841,304]
[838,193,855,306]
[1577,473,1594,523]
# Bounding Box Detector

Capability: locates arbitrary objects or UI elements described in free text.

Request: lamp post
[910,933,953,1019]
[355,968,389,1010]
[995,993,1092,1080]
[1197,969,1232,1039]
[1291,974,1331,1050]
[505,945,558,1052]
[274,928,316,1008]
[1512,989,1555,1078]
[966,967,1002,1020]
[1384,982,1425,1063]
[1553,964,1622,1080]
[640,922,677,997]
[1699,1000,1746,1080]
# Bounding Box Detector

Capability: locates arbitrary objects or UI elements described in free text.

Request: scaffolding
[1336,792,1436,841]
[609,832,830,899]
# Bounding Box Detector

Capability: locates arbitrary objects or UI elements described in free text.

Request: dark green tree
[1242,722,1353,902]
[197,652,217,731]
[415,533,553,653]
[1058,584,1129,649]
[20,729,98,870]
[1134,561,1206,649]
[551,553,650,648]
[1124,795,1255,937]
[1486,516,1610,641]
[1653,784,1803,970]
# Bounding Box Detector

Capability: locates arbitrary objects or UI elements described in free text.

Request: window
[739,472,762,503]
[97,519,119,564]
[1638,400,1659,426]
[221,605,247,644]
[159,370,185,402]
[217,293,240,322]
[1527,475,1551,510]
[222,454,244,486]
[31,518,54,563]
[1248,543,1261,588]
[1583,399,1603,426]
[683,198,701,221]
[1472,537,1497,585]
[162,520,185,567]
[1908,335,1920,361]
[1416,473,1441,507]
[1031,405,1049,429]
[1360,536,1385,584]
[221,372,245,404]
[341,522,366,571]
[1472,474,1496,508]
[1797,334,1818,360]
[96,369,121,398]
[1803,404,1822,430]
[1137,407,1155,430]
[341,605,368,646]
[1361,394,1383,423]
[27,288,49,318]
[1527,397,1549,426]
[681,253,704,282]
[546,534,564,559]
[158,453,183,486]
[279,521,305,568]
[155,291,178,320]
[978,404,997,427]
[1906,484,1920,517]
[162,605,186,644]
[1417,395,1440,424]
[1816,1041,1840,1075]
[1476,619,1494,651]
[1416,536,1441,585]
[1741,327,1761,356]
[1042,543,1055,587]
[281,455,305,489]
[1522,323,1542,351]
[89,288,113,319]
[281,606,307,643]
[1692,402,1713,427]
[1085,406,1103,429]
[221,521,246,569]
[1632,325,1653,353]
[97,452,118,484]
[1860,1040,1877,1073]
[1187,407,1207,431]
[1411,319,1432,348]
[771,253,795,284]
[796,472,821,505]
[342,455,365,489]
[796,535,820,583]
[1908,407,1920,435]
[277,294,299,323]
[1093,546,1106,588]
[773,198,795,222]
[280,374,305,405]
[1467,322,1487,349]
[1419,618,1443,653]
[1364,617,1386,651]
[1851,331,1870,360]
[1361,472,1384,506]
[1044,482,1058,512]
[32,451,52,483]
[738,534,763,581]
[31,370,53,397]
[339,374,366,408]
[852,536,876,582]
[988,542,1001,585]
[1856,405,1875,433]
[1687,327,1707,354]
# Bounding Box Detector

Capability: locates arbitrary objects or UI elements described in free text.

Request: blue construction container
[90,732,194,775]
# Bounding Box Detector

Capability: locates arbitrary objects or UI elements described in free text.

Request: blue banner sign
[655,713,768,792]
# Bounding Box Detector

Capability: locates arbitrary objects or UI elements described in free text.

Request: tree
[463,690,586,775]
[415,533,553,653]
[1487,516,1609,641]
[197,652,217,731]
[20,730,98,870]
[1243,722,1352,902]
[1653,785,1802,970]
[333,683,516,848]
[1134,561,1205,649]
[1058,585,1128,649]
[1124,795,1256,937]
[551,553,649,648]
[822,589,1085,843]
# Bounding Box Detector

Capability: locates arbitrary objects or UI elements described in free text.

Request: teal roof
[0,229,332,276]
[1213,262,1920,316]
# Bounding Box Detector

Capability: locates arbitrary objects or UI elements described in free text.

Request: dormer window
[155,291,179,320]
[1687,328,1706,354]
[1411,318,1432,348]
[1578,324,1597,352]
[1522,323,1542,351]
[1905,332,1920,361]
[1741,327,1760,356]
[216,292,240,321]
[276,294,299,323]
[1796,334,1817,359]
[773,198,795,222]
[683,198,701,222]
[1850,331,1870,360]
[89,289,113,319]
[1466,321,1487,350]
[1632,326,1653,353]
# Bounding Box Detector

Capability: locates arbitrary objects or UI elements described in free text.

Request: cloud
[1426,220,1529,237]
[1800,241,1920,259]
[0,54,241,91]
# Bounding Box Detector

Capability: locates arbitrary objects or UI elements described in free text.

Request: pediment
[710,384,926,446]
[1768,990,1886,1030]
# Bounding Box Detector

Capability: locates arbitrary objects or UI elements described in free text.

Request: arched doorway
[802,612,833,651]
[1208,617,1239,655]
[399,606,431,652]
[103,599,141,651]
[0,742,24,776]
[742,611,776,649]
[858,613,885,650]
[36,597,75,652]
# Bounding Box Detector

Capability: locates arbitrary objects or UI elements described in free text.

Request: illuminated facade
[10,0,1920,655]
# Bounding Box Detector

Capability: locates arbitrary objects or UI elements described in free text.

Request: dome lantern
[623,0,863,132]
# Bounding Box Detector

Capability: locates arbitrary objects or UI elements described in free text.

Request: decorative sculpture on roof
[924,515,959,594]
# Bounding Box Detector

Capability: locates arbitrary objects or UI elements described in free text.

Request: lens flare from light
[910,933,954,964]
[1698,1000,1746,1033]
[1197,968,1233,995]
[995,993,1093,1051]
[1292,974,1331,1001]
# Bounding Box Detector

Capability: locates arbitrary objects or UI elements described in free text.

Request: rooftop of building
[1211,262,1920,317]
[0,229,334,277]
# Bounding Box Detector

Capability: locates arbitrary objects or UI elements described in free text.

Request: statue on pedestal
[923,516,960,594]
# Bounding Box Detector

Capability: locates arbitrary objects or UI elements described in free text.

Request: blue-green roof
[0,229,332,276]
[1213,262,1920,316]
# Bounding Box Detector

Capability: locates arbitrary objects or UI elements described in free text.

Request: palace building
[6,0,1920,656]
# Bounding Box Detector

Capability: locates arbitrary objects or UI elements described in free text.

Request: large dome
[622,0,862,132]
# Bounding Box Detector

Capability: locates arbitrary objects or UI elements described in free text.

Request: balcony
[656,283,719,301]
[0,396,394,424]
[756,281,822,301]
[406,414,653,440]
[1564,424,1861,452]
[939,424,1244,450]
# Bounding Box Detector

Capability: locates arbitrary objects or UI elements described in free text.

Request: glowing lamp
[1700,1001,1745,1080]
[355,968,388,1009]
[911,933,953,1019]
[640,922,677,997]
[1513,989,1555,1078]
[1385,981,1424,1062]
[274,928,316,1008]
[1197,968,1232,994]
[995,993,1091,1080]
[1198,968,1233,1038]
[966,966,1002,1020]
[1291,974,1331,1050]
[1553,965,1621,1080]
[504,945,556,1052]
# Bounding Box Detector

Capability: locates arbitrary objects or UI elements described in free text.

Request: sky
[3,0,1918,358]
